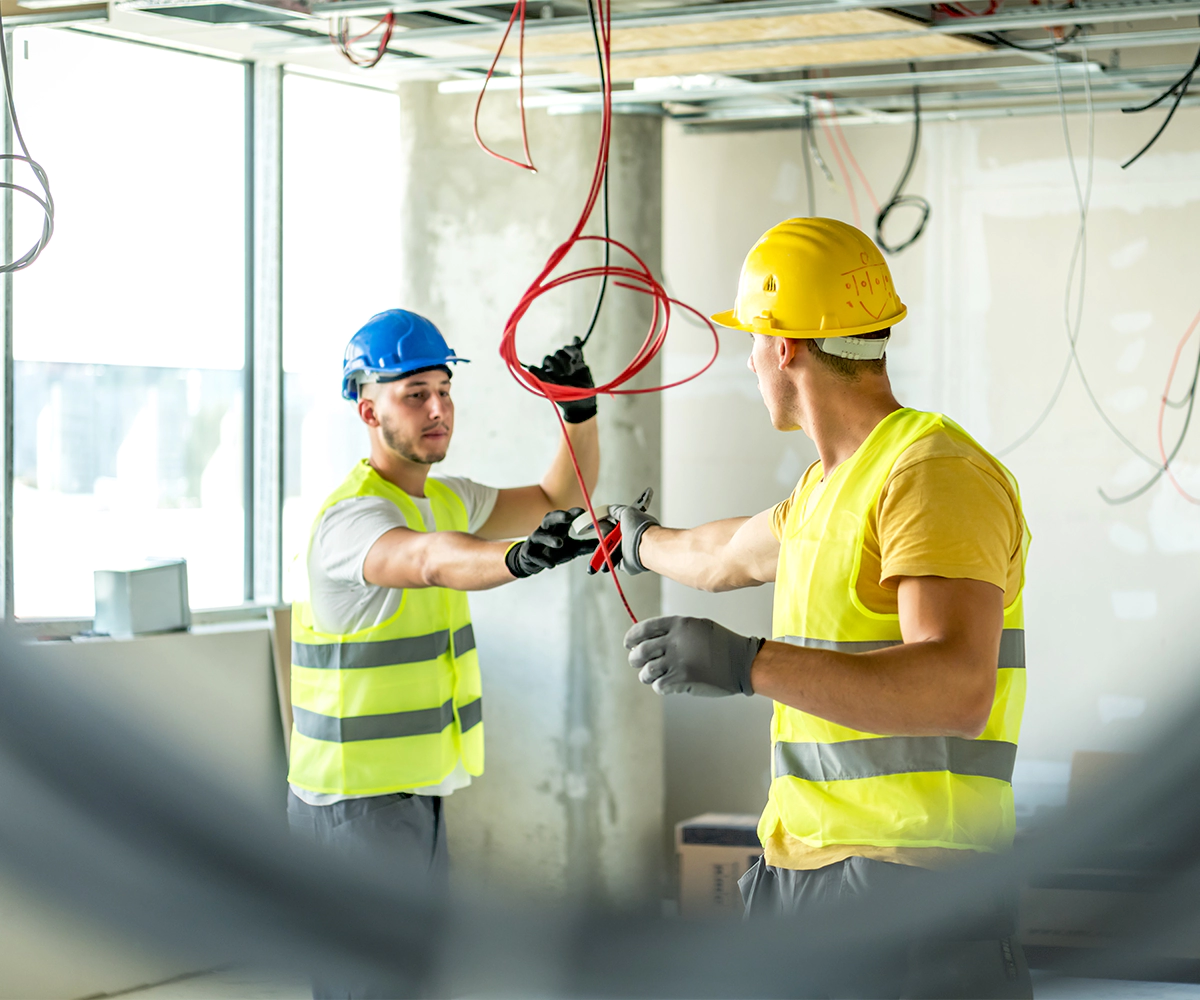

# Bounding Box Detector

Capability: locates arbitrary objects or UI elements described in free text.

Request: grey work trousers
[739,855,1032,1000]
[286,790,449,1000]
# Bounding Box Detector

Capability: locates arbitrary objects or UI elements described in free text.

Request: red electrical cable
[815,96,859,228]
[827,96,879,217]
[1157,306,1200,505]
[330,12,395,69]
[479,0,721,621]
[473,0,536,172]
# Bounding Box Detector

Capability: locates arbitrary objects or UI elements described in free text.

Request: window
[12,28,247,617]
[281,74,402,600]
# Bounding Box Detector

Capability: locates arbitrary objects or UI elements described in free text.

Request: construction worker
[609,219,1031,998]
[286,309,599,999]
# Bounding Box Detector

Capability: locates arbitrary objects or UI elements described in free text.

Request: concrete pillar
[394,82,664,908]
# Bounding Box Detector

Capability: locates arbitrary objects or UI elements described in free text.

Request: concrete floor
[99,969,1200,999]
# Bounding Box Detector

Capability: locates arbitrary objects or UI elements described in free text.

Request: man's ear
[358,396,381,427]
[777,336,799,371]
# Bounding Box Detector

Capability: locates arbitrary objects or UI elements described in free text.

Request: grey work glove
[624,615,764,697]
[596,503,660,575]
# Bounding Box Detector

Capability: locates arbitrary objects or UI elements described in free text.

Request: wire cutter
[569,488,653,575]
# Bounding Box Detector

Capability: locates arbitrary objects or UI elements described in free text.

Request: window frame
[1,26,287,629]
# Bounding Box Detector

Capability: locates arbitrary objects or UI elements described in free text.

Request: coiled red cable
[476,0,721,621]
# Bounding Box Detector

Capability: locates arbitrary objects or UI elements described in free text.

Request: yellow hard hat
[711,217,907,339]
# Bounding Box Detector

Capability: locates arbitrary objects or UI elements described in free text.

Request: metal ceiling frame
[346,0,1200,43]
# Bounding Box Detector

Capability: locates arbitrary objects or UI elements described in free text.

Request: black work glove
[505,508,599,578]
[624,615,765,697]
[526,338,597,424]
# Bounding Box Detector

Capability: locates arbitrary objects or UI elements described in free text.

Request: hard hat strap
[812,336,889,361]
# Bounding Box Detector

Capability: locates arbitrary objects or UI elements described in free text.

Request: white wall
[660,106,1200,835]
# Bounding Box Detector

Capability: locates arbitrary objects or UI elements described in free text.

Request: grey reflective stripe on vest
[775,736,1018,784]
[293,630,451,670]
[294,699,455,743]
[776,629,1026,669]
[453,624,476,658]
[458,697,483,732]
[997,629,1025,669]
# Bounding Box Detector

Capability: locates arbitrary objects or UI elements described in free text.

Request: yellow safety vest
[761,408,1027,854]
[288,460,484,796]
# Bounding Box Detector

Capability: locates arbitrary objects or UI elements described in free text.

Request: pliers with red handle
[569,488,654,575]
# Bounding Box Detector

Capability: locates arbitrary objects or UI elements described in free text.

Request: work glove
[624,615,764,697]
[594,503,660,575]
[506,508,598,578]
[526,338,597,424]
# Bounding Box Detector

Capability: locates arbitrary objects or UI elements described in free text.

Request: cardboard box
[676,813,763,919]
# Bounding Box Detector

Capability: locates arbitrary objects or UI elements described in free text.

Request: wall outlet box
[94,560,191,638]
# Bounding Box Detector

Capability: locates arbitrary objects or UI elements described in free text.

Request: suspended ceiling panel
[467,10,990,81]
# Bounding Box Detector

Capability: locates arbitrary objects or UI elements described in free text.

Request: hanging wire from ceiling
[0,14,54,272]
[579,0,609,348]
[874,64,931,256]
[1101,306,1200,505]
[800,113,816,218]
[814,97,859,228]
[1120,19,1200,170]
[473,0,537,171]
[329,12,396,69]
[827,97,879,221]
[475,0,721,622]
[998,41,1165,468]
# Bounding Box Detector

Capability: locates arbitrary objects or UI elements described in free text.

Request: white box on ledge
[94,559,191,638]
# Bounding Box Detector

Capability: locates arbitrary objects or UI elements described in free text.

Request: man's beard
[380,419,449,465]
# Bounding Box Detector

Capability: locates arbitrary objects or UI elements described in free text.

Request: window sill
[12,604,277,643]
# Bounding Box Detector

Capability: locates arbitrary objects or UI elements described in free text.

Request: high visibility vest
[761,408,1027,854]
[287,460,484,796]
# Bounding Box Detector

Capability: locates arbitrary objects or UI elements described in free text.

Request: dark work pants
[739,855,1032,1000]
[287,791,449,1000]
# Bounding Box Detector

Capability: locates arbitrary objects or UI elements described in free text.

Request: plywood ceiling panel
[457,8,989,81]
[551,33,987,80]
[518,9,936,57]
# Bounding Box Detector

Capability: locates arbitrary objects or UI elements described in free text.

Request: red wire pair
[477,0,721,621]
[473,0,536,171]
[1156,306,1200,504]
[814,76,878,230]
[330,12,396,69]
[934,1,1000,17]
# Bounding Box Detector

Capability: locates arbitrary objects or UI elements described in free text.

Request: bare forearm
[639,519,757,592]
[540,417,598,508]
[749,641,997,739]
[365,530,516,592]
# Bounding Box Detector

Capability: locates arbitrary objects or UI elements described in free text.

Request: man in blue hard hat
[286,309,599,998]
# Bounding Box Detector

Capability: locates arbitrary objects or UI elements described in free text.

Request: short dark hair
[802,329,890,382]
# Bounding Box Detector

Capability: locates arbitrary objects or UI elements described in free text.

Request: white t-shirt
[291,475,499,807]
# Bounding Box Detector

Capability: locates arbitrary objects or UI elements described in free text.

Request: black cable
[0,13,54,272]
[1101,333,1200,504]
[875,64,930,255]
[984,24,1082,53]
[1120,27,1200,171]
[579,0,609,348]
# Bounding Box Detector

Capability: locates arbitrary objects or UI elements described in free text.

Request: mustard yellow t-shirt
[763,424,1026,871]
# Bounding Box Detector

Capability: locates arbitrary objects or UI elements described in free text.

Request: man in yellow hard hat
[608,218,1031,998]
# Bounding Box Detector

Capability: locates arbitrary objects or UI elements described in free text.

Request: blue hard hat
[342,309,469,401]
